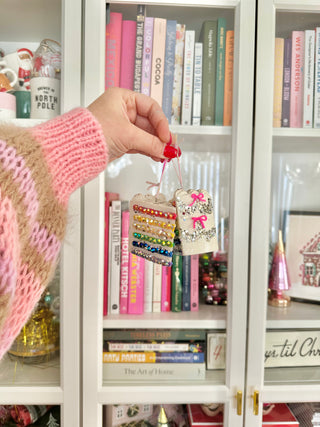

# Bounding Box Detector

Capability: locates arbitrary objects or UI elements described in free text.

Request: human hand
[87,87,181,163]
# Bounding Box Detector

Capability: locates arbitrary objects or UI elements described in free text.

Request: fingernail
[177,146,181,157]
[163,143,179,159]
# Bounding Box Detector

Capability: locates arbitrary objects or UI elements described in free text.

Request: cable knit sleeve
[0,108,108,361]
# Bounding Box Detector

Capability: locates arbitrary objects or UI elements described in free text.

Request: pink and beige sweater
[0,108,108,360]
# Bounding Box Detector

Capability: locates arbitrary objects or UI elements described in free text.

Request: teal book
[200,20,218,125]
[215,18,226,125]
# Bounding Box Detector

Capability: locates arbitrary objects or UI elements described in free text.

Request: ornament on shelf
[157,406,170,427]
[268,229,291,307]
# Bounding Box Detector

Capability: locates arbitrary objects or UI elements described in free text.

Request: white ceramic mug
[0,92,16,119]
[0,68,18,92]
[0,49,33,90]
[30,77,60,119]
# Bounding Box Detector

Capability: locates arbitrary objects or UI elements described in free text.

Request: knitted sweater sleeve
[0,108,108,361]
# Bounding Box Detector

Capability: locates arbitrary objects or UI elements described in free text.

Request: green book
[171,253,183,312]
[103,329,206,341]
[215,18,226,125]
[200,19,218,125]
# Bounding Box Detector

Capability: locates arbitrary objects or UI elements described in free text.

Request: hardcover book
[152,263,162,312]
[181,30,195,125]
[190,254,199,311]
[143,259,153,313]
[162,20,177,121]
[290,30,304,128]
[103,351,205,363]
[223,30,234,126]
[141,17,154,96]
[109,200,122,314]
[119,210,130,314]
[192,42,203,126]
[303,29,315,128]
[119,20,137,90]
[171,253,182,312]
[105,342,200,352]
[105,11,122,89]
[161,265,172,312]
[273,37,284,128]
[314,27,320,128]
[103,329,207,341]
[282,38,292,127]
[215,18,226,126]
[127,253,145,314]
[103,362,206,380]
[200,20,218,125]
[182,255,191,311]
[133,5,146,93]
[150,18,167,106]
[171,24,186,125]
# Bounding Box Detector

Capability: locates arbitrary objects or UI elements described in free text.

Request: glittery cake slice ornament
[174,188,218,256]
[129,193,177,266]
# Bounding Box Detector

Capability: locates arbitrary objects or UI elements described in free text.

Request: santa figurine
[17,48,33,90]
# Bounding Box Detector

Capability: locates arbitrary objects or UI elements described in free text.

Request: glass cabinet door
[247,1,320,426]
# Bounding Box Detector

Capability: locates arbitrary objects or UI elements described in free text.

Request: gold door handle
[251,390,259,415]
[236,390,243,415]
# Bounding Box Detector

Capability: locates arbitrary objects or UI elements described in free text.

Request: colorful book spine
[171,253,182,312]
[103,362,206,380]
[162,20,177,121]
[143,259,153,313]
[152,262,162,312]
[303,29,315,128]
[215,18,226,126]
[103,192,119,316]
[314,27,320,128]
[119,20,137,90]
[171,24,186,125]
[106,342,196,352]
[161,265,172,312]
[192,42,203,126]
[105,11,122,89]
[128,253,144,314]
[103,329,207,341]
[281,38,292,127]
[181,30,195,125]
[200,20,218,125]
[103,352,205,363]
[182,255,191,311]
[223,30,234,126]
[109,200,122,314]
[273,38,284,128]
[290,31,305,128]
[190,254,199,311]
[141,17,154,96]
[119,210,130,314]
[133,5,146,93]
[150,18,167,106]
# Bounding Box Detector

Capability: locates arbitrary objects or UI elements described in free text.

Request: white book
[181,30,195,125]
[192,42,203,125]
[103,362,206,381]
[144,259,153,313]
[109,200,121,314]
[314,27,320,128]
[152,263,162,312]
[107,342,190,351]
[303,29,315,128]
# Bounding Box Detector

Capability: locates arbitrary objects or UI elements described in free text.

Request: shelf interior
[267,301,320,329]
[265,366,320,386]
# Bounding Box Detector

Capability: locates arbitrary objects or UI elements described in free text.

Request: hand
[87,87,181,163]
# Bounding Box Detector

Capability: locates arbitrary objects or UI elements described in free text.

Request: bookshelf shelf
[266,301,320,329]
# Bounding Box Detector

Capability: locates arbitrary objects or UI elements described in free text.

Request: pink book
[103,192,119,316]
[119,211,130,314]
[290,31,305,128]
[190,254,199,311]
[150,18,167,106]
[105,12,122,89]
[161,266,172,312]
[141,17,154,96]
[128,253,145,314]
[120,20,137,90]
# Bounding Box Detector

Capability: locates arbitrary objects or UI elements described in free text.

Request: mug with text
[30,77,60,119]
[14,90,31,118]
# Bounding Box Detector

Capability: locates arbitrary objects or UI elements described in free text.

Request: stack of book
[102,329,206,381]
[105,6,234,126]
[273,27,320,128]
[104,193,201,316]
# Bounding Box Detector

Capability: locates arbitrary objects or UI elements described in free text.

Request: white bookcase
[246,0,320,426]
[82,0,255,426]
[0,1,82,426]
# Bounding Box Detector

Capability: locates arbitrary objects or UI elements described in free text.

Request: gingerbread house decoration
[300,232,320,287]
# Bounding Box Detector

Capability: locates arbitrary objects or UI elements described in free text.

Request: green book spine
[215,18,226,125]
[103,329,206,341]
[200,20,218,125]
[171,253,183,312]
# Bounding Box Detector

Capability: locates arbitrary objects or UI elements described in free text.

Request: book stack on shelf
[273,27,320,128]
[104,193,203,316]
[105,5,234,126]
[102,329,206,381]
